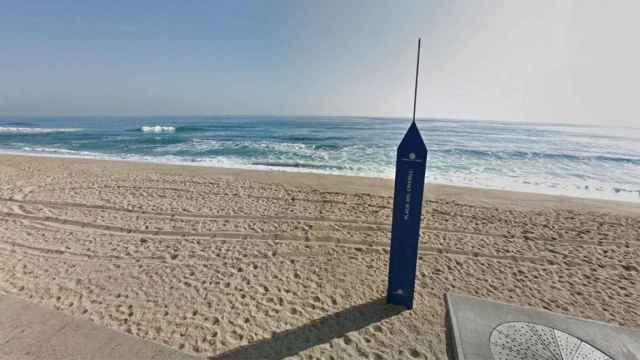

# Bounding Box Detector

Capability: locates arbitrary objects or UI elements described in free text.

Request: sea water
[1,116,638,202]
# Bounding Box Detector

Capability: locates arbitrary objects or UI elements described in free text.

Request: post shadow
[210,298,405,360]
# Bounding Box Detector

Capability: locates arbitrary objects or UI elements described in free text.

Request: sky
[0,0,639,126]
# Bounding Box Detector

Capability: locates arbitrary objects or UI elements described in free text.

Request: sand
[0,153,638,359]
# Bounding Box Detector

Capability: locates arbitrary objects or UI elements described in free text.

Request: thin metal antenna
[412,38,421,124]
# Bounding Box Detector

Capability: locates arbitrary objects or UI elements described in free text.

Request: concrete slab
[446,293,640,360]
[0,295,198,360]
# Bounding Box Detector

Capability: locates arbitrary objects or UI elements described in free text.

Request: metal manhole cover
[490,322,613,360]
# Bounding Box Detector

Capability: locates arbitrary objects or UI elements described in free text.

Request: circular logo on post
[409,153,416,160]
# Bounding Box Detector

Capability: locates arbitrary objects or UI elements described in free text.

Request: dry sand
[0,153,638,359]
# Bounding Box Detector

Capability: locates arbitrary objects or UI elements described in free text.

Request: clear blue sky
[1,0,638,126]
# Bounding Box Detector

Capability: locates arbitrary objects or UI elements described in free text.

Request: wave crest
[141,126,176,133]
[0,127,82,134]
[438,147,640,165]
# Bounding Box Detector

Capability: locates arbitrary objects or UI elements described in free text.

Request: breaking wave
[141,125,176,133]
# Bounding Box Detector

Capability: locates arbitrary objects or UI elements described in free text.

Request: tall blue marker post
[386,39,428,310]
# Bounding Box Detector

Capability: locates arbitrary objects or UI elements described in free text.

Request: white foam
[2,146,638,202]
[141,126,176,133]
[20,147,103,156]
[0,127,82,134]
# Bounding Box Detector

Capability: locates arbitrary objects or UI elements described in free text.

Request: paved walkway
[0,295,198,360]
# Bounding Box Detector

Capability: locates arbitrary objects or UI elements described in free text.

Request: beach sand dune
[0,154,638,359]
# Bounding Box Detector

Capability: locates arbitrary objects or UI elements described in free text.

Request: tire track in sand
[0,211,564,266]
[0,197,516,239]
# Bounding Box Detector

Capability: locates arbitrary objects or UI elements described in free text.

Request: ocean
[1,116,638,202]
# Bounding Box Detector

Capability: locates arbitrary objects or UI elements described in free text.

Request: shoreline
[1,151,639,207]
[1,153,639,358]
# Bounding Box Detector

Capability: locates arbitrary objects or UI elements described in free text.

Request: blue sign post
[386,39,428,310]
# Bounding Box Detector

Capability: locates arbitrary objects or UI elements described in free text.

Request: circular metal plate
[490,322,613,360]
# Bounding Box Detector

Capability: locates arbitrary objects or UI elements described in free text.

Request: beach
[1,153,639,359]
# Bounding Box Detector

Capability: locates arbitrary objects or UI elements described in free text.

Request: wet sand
[0,153,638,359]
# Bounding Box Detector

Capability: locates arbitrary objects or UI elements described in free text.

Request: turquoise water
[1,116,639,202]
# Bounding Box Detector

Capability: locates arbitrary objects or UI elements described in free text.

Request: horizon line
[0,114,637,129]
